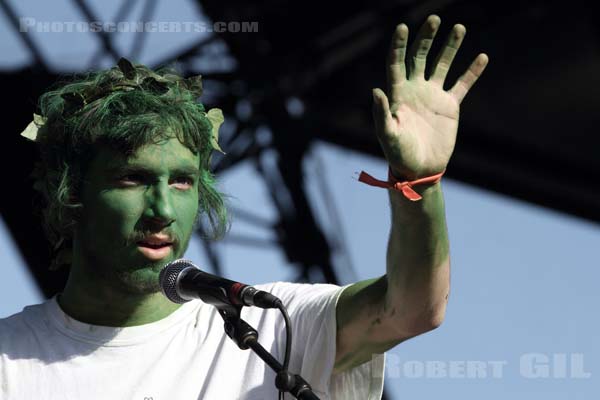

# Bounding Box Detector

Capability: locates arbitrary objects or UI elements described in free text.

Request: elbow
[404,307,446,336]
[424,309,445,331]
[386,277,450,337]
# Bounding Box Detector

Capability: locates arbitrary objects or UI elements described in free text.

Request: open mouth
[136,237,174,260]
[137,241,172,249]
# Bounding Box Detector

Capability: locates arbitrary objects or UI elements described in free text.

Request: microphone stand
[218,307,321,400]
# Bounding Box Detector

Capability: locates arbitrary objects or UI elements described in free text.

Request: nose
[144,182,176,226]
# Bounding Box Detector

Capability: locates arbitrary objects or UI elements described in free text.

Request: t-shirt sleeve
[266,282,385,400]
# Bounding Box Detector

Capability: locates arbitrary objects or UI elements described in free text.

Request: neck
[59,250,181,327]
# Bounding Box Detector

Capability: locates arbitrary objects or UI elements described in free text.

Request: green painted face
[73,136,200,295]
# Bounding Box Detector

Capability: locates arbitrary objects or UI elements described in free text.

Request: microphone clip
[218,307,258,351]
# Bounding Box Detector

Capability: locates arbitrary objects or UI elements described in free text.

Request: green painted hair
[32,59,228,269]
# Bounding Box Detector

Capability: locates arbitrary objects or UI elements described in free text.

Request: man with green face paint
[1,15,488,400]
[62,137,203,326]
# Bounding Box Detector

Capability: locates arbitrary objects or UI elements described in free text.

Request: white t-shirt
[0,282,385,399]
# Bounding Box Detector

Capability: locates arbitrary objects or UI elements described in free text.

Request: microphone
[159,259,282,309]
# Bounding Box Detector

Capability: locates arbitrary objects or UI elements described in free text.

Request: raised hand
[372,15,488,180]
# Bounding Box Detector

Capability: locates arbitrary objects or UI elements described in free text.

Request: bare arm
[334,15,488,372]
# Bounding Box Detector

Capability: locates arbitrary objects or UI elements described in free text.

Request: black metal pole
[219,309,321,400]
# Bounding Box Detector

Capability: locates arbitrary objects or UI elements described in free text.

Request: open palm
[373,15,488,180]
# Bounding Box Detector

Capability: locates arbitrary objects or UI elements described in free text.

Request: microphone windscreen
[159,259,197,303]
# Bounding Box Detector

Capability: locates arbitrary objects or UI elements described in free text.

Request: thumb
[372,88,393,134]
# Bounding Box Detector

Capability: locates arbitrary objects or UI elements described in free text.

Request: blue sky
[1,1,599,398]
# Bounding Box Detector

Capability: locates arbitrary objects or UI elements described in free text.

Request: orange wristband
[358,168,445,201]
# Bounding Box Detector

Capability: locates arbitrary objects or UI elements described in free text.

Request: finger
[430,24,466,87]
[449,53,489,103]
[372,88,395,136]
[407,14,441,80]
[387,24,409,89]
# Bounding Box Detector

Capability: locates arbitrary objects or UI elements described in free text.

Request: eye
[171,176,194,190]
[118,174,144,186]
